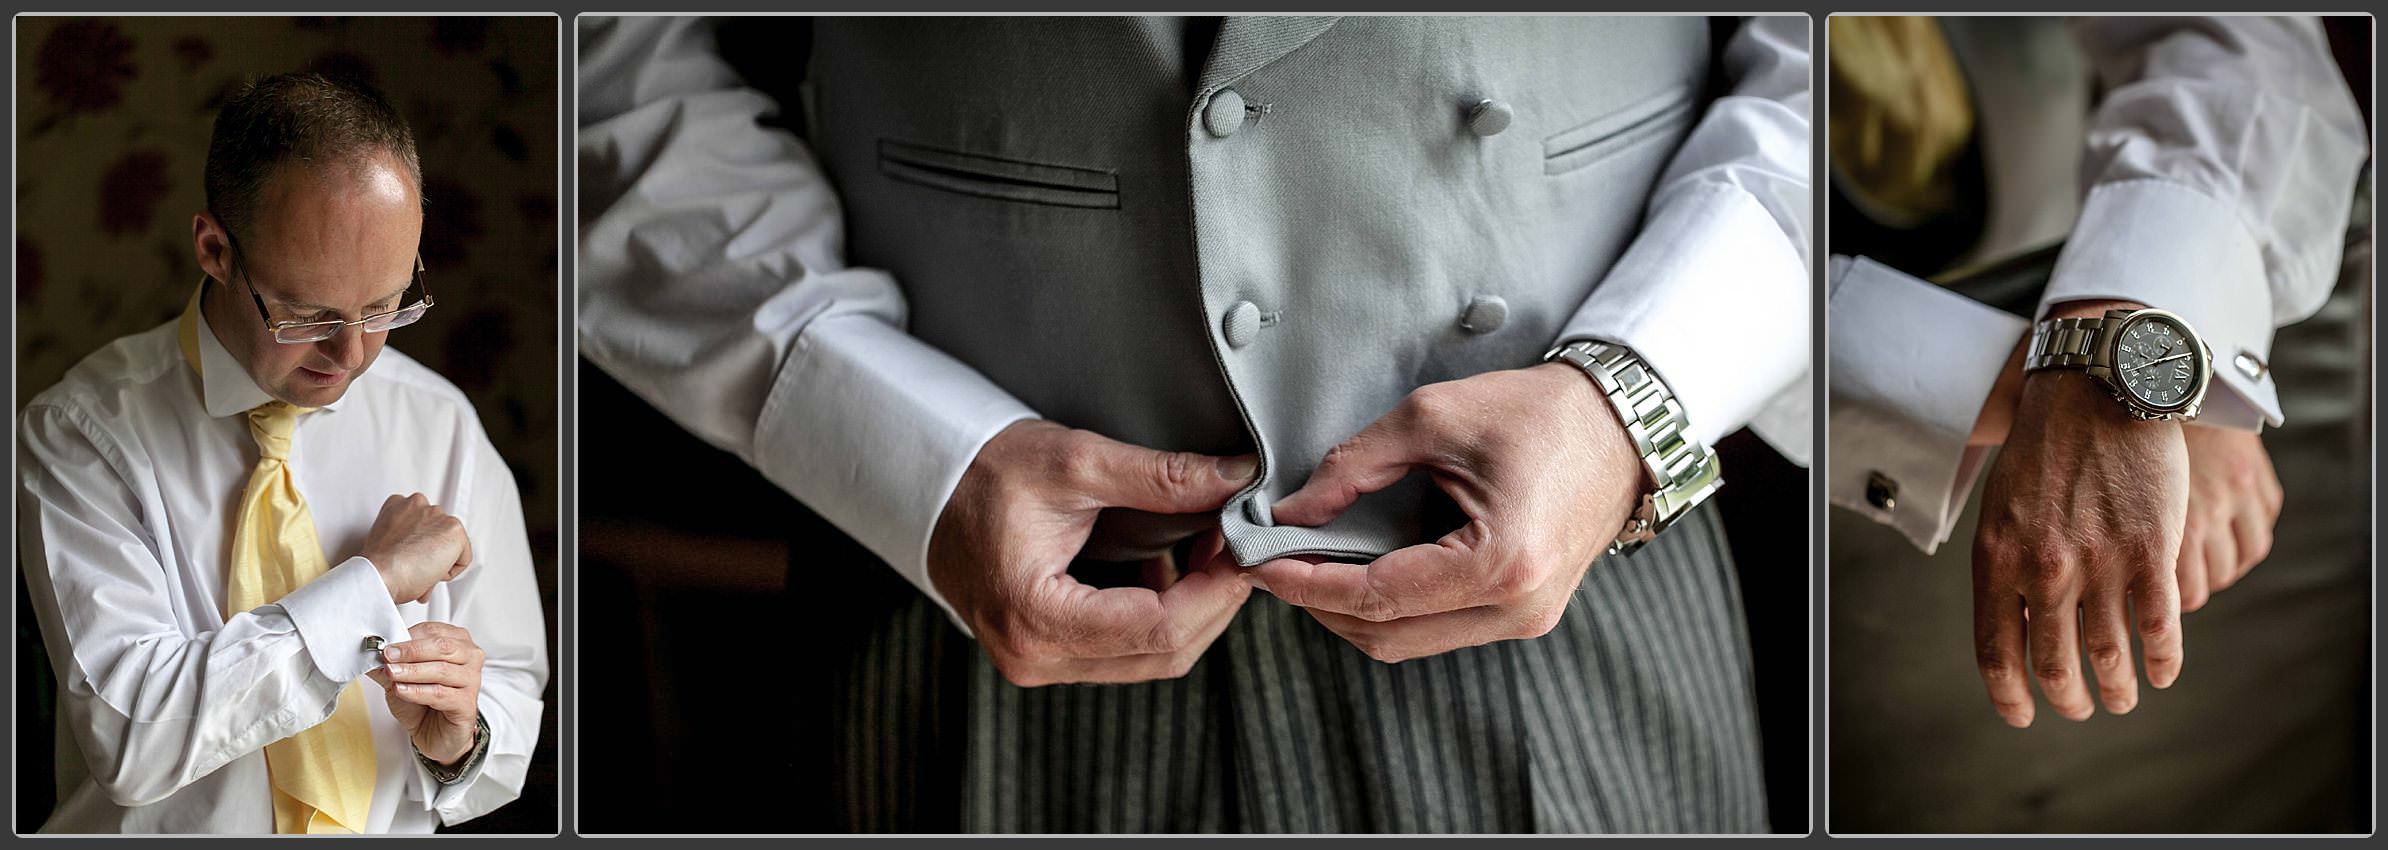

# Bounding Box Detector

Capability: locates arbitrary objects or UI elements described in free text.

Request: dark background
[13,16,559,833]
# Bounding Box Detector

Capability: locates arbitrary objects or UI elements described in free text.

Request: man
[1827,16,2364,727]
[581,16,1809,832]
[17,73,548,834]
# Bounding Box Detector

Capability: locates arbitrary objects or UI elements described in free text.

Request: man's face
[196,153,424,408]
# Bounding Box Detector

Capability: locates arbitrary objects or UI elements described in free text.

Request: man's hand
[1244,363,1641,662]
[364,621,484,766]
[360,493,473,605]
[2177,426,2283,612]
[1971,300,2185,728]
[929,420,1258,688]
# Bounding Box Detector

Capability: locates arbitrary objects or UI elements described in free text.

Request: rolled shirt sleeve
[1556,14,1814,466]
[576,15,1034,634]
[1825,256,2028,553]
[2041,16,2368,432]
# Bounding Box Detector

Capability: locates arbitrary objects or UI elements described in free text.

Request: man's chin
[278,371,356,407]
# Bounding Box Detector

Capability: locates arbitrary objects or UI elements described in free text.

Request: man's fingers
[1245,531,1485,622]
[385,660,475,688]
[995,559,1248,686]
[390,682,475,715]
[2131,570,2185,689]
[1011,561,1250,660]
[2081,588,2139,715]
[1270,416,1428,528]
[1972,586,2034,728]
[2227,509,2271,583]
[1306,602,1546,663]
[383,635,481,665]
[2177,538,2210,613]
[2025,589,2094,722]
[1069,436,1257,515]
[2203,531,2236,595]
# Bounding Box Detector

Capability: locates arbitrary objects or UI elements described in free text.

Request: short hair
[203,72,422,240]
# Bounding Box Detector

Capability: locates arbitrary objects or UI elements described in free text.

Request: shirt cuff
[2039,178,2277,432]
[1556,179,1811,450]
[273,556,412,683]
[749,313,1038,636]
[1827,256,2029,554]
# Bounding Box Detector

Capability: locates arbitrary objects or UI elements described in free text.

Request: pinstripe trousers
[820,503,1768,834]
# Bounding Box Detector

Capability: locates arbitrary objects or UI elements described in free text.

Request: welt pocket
[1541,87,1698,176]
[876,140,1120,209]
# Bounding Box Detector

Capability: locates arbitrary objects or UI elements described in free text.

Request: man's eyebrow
[272,280,414,313]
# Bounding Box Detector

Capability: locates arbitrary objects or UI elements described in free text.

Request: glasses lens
[361,302,431,333]
[274,322,342,344]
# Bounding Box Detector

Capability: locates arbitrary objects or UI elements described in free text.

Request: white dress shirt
[16,306,549,834]
[1829,16,2368,553]
[578,16,1813,631]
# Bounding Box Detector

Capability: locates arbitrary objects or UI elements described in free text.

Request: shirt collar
[190,300,353,417]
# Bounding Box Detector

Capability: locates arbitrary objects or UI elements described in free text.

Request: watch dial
[2114,316,2198,408]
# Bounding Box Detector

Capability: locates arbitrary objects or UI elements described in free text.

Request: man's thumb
[1075,438,1257,515]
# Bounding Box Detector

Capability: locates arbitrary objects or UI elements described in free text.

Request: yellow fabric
[181,286,378,834]
[1827,15,1976,228]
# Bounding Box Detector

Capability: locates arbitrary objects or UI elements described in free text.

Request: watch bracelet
[1545,341,1723,554]
[417,712,491,786]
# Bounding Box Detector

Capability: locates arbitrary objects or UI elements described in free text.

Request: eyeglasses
[222,231,435,345]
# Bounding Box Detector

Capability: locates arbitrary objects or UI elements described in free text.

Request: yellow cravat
[182,288,378,834]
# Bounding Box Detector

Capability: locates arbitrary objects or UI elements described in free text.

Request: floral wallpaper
[15,16,557,555]
[14,16,558,831]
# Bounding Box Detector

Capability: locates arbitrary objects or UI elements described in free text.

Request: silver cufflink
[363,636,384,653]
[2234,350,2268,381]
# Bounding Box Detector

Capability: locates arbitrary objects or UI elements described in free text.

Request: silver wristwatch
[2024,307,2212,421]
[1543,340,1723,555]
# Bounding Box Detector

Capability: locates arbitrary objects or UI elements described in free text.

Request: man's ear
[191,212,233,286]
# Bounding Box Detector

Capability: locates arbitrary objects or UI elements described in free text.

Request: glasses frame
[220,229,435,345]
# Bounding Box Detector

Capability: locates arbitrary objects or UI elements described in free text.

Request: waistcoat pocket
[1542,84,1699,176]
[877,139,1121,209]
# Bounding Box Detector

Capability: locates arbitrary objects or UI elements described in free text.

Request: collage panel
[1824,14,2372,835]
[13,15,561,834]
[574,13,1813,835]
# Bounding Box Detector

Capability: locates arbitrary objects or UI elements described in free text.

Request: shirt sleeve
[1555,14,1814,466]
[1825,256,2029,553]
[2040,16,2367,431]
[575,15,1034,633]
[15,402,411,808]
[405,413,550,825]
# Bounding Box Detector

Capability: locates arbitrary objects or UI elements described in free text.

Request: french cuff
[1556,180,1811,451]
[274,556,412,683]
[1827,256,2028,554]
[750,313,1037,638]
[2040,179,2277,432]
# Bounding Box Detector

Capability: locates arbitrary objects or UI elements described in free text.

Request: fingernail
[383,647,401,662]
[1217,454,1259,483]
[2000,709,2032,729]
[1242,572,1271,593]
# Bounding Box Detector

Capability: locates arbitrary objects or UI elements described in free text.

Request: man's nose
[318,323,368,370]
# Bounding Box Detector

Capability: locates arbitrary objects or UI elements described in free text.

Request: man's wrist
[361,554,405,606]
[417,712,490,784]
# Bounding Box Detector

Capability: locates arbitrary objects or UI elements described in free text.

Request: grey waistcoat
[805,16,1709,566]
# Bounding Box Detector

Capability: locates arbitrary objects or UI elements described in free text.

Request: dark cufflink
[1865,472,1898,511]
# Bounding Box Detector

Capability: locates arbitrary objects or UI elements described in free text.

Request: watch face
[2113,314,2201,409]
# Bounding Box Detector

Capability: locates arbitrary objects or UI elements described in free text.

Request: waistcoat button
[1466,98,1514,137]
[1205,89,1247,138]
[1459,295,1509,334]
[1222,301,1262,349]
